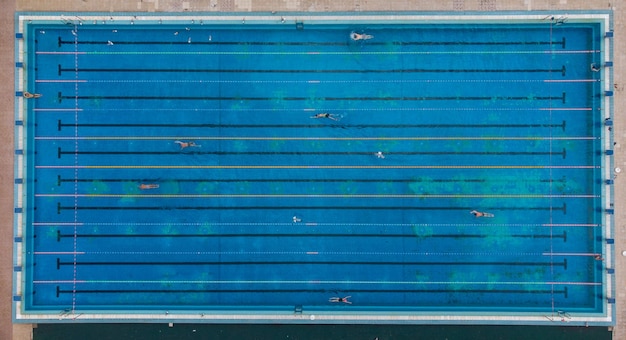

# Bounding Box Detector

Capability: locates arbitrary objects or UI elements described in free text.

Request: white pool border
[13,11,614,326]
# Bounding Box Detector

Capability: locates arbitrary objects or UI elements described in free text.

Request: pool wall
[13,11,615,326]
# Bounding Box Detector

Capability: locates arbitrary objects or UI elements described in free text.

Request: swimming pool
[14,12,615,325]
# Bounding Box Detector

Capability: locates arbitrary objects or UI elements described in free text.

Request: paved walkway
[3,1,623,339]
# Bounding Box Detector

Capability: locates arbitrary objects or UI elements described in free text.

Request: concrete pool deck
[1,0,623,339]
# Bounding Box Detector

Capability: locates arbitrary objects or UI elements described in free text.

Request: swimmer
[329,296,352,304]
[375,151,385,159]
[174,140,201,150]
[350,31,373,41]
[470,210,494,218]
[23,92,42,99]
[594,254,604,261]
[310,113,340,121]
[293,216,301,223]
[590,63,601,72]
[107,40,114,45]
[138,183,159,190]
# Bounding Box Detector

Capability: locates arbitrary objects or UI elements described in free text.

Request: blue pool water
[23,19,606,316]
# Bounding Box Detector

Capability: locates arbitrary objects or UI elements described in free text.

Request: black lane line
[57,65,566,75]
[56,232,566,241]
[55,286,566,296]
[56,175,567,185]
[56,259,564,268]
[56,232,486,239]
[56,94,567,102]
[56,202,567,213]
[57,148,568,158]
[57,39,566,47]
[58,121,568,131]
[57,176,488,184]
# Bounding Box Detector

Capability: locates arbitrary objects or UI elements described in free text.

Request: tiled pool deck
[2,0,624,339]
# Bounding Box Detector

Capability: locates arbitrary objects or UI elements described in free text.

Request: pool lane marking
[54,175,562,184]
[54,121,569,131]
[54,203,567,212]
[53,286,566,295]
[53,259,566,267]
[27,251,572,256]
[55,149,568,158]
[38,194,599,199]
[33,107,593,112]
[33,279,600,286]
[32,222,600,228]
[36,51,87,54]
[548,24,555,314]
[36,165,600,169]
[34,108,83,112]
[543,252,602,257]
[71,23,80,314]
[35,79,87,83]
[56,38,568,47]
[35,78,597,84]
[56,66,568,76]
[53,231,566,241]
[38,136,597,141]
[56,93,568,102]
[37,50,599,56]
[32,251,594,257]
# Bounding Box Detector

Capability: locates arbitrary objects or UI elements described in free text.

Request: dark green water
[34,324,612,340]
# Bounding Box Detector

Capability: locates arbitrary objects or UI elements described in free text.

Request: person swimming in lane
[310,113,340,121]
[23,92,42,99]
[329,296,352,304]
[470,210,494,218]
[174,140,201,150]
[138,183,159,190]
[350,31,373,41]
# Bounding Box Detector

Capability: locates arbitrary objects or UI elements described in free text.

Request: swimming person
[329,296,352,304]
[23,92,42,99]
[293,216,301,223]
[590,63,601,72]
[470,210,494,218]
[138,184,159,190]
[174,140,201,150]
[350,32,374,41]
[375,151,385,159]
[310,113,340,121]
